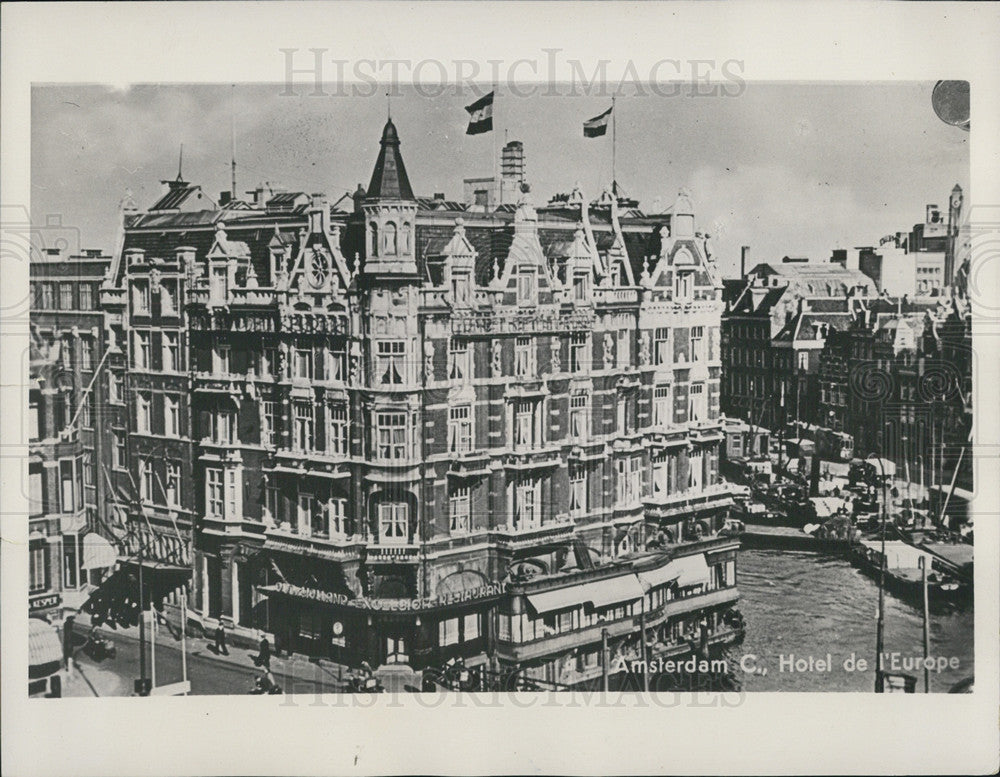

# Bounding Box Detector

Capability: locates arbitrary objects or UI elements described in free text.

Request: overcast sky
[32,81,968,277]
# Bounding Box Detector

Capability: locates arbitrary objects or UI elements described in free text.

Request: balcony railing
[593,287,639,306]
[490,518,575,548]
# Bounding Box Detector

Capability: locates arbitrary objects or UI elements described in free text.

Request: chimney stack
[740,245,749,278]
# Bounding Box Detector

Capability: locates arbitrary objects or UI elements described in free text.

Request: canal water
[727,549,975,692]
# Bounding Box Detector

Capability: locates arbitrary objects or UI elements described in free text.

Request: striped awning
[29,618,63,667]
[526,574,645,614]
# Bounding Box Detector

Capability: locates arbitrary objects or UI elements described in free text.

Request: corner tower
[363,119,418,275]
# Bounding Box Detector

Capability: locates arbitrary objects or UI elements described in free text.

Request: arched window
[370,223,379,256]
[384,222,397,255]
[400,222,411,253]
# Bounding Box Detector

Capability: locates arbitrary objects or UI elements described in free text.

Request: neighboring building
[29,248,117,617]
[855,187,964,298]
[721,257,872,432]
[462,139,527,210]
[94,119,743,684]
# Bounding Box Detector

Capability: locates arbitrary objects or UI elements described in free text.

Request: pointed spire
[366,119,415,201]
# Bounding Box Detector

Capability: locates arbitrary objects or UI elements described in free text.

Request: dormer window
[451,270,471,305]
[210,266,228,303]
[517,266,536,305]
[674,270,693,300]
[573,271,590,301]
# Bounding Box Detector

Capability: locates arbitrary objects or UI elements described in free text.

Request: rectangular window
[136,392,151,433]
[113,431,126,469]
[80,338,94,370]
[378,502,408,544]
[654,386,672,426]
[514,477,541,529]
[449,339,470,381]
[688,451,704,491]
[293,403,314,452]
[652,454,668,497]
[297,492,314,536]
[326,498,348,538]
[30,545,48,592]
[448,406,472,453]
[163,395,180,437]
[212,408,236,445]
[259,346,277,378]
[515,337,534,377]
[798,351,809,370]
[570,333,588,373]
[213,343,230,375]
[294,346,313,380]
[59,282,74,310]
[569,463,587,515]
[573,272,590,301]
[210,267,227,303]
[326,403,348,455]
[166,461,181,507]
[514,400,537,450]
[163,332,180,372]
[140,460,154,503]
[377,340,406,385]
[463,612,480,641]
[449,484,471,533]
[40,283,54,309]
[261,401,277,448]
[80,399,92,429]
[134,331,151,370]
[569,392,589,440]
[439,617,460,647]
[690,326,704,362]
[675,271,692,300]
[160,280,177,315]
[376,412,407,459]
[60,459,76,513]
[451,271,471,304]
[326,344,346,382]
[654,328,670,366]
[689,383,706,422]
[109,372,123,404]
[617,329,630,368]
[517,268,536,305]
[616,455,641,506]
[78,283,93,310]
[132,280,150,313]
[206,468,223,519]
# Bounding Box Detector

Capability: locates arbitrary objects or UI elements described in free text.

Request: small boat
[850,540,968,603]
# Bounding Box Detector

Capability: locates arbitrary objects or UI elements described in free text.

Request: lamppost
[867,452,888,693]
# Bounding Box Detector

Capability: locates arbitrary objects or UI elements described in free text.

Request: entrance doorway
[385,633,409,664]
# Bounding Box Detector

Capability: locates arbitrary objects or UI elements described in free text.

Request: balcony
[365,543,422,564]
[490,518,575,549]
[229,287,278,307]
[450,308,595,336]
[419,288,449,310]
[192,372,244,395]
[264,525,364,562]
[643,483,735,519]
[593,287,639,307]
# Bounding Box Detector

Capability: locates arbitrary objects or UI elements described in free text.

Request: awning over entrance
[29,618,63,667]
[672,553,711,588]
[526,574,645,614]
[81,533,119,570]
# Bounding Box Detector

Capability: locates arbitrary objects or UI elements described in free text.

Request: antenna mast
[230,85,237,200]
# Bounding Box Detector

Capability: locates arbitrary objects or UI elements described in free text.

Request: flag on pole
[465,91,494,135]
[584,105,613,137]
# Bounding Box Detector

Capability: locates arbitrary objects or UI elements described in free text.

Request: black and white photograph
[2,2,998,775]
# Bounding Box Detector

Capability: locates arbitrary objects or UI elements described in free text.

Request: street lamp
[867,452,889,694]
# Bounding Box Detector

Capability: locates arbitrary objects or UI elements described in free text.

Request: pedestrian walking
[214,622,229,656]
[256,632,271,670]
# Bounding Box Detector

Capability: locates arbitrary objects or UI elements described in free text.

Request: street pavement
[65,620,350,697]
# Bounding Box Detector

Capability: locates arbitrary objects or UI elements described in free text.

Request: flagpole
[493,83,500,207]
[611,95,617,193]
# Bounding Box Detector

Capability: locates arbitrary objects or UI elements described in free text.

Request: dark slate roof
[367,119,415,201]
[149,182,207,212]
[267,192,307,207]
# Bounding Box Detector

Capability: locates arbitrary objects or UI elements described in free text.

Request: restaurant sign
[267,581,505,612]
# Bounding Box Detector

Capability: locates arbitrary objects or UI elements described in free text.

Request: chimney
[352,184,366,214]
[433,192,446,201]
[740,245,749,277]
[309,194,328,234]
[219,191,233,207]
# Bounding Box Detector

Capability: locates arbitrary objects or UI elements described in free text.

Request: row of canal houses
[88,117,742,687]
